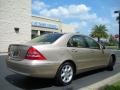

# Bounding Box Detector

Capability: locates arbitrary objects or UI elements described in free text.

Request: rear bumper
[6,58,60,78]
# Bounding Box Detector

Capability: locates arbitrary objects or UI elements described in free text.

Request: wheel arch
[54,60,77,85]
[56,60,77,75]
[63,60,76,74]
[111,54,116,63]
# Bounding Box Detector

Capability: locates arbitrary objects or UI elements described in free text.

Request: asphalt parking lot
[0,52,120,90]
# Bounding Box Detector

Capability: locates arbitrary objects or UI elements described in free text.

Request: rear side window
[84,37,100,49]
[28,33,63,44]
[67,35,87,48]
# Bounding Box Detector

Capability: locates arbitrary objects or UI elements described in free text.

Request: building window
[14,27,19,33]
[31,30,38,39]
[40,31,51,35]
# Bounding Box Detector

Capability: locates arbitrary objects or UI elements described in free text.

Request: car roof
[49,32,87,37]
[64,33,87,37]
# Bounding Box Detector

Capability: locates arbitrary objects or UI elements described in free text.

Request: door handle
[90,50,95,53]
[72,49,78,52]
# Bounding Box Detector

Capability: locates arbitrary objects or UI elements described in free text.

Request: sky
[32,0,120,36]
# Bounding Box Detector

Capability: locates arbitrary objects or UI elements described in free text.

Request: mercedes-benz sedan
[6,33,116,85]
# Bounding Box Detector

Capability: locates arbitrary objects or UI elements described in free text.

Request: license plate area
[9,46,20,58]
[8,44,29,59]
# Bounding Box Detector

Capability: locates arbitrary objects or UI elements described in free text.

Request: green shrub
[102,85,120,90]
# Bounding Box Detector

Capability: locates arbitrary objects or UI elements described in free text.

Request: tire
[107,56,115,71]
[55,62,74,86]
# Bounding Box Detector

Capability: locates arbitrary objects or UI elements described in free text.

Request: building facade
[0,0,31,52]
[31,16,76,39]
[31,16,62,39]
[0,0,76,52]
[61,24,76,33]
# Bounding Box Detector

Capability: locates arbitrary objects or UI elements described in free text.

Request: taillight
[25,47,46,60]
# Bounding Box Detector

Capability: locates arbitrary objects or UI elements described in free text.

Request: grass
[100,81,120,90]
[114,81,120,86]
[103,85,120,90]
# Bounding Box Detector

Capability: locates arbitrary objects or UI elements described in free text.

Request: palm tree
[90,24,108,42]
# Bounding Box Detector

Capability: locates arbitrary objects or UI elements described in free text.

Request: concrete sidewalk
[79,72,120,90]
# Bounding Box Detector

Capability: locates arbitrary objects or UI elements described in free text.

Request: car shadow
[75,68,105,80]
[5,68,106,90]
[5,74,54,89]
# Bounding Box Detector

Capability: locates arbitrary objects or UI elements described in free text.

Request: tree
[90,24,108,42]
[109,34,118,46]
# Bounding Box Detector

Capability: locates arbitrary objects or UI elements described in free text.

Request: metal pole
[114,10,120,49]
[119,13,120,49]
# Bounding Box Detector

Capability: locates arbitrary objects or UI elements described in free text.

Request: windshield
[28,33,63,44]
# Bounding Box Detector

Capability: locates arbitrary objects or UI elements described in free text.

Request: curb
[79,73,120,90]
[0,52,8,55]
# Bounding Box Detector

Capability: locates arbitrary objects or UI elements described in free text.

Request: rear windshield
[28,33,63,44]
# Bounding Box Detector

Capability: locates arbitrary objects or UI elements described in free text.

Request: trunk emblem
[13,50,19,56]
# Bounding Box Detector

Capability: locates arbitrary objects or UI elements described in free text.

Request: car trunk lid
[8,44,31,60]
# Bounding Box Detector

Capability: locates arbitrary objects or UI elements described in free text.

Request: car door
[67,35,99,71]
[84,36,107,67]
